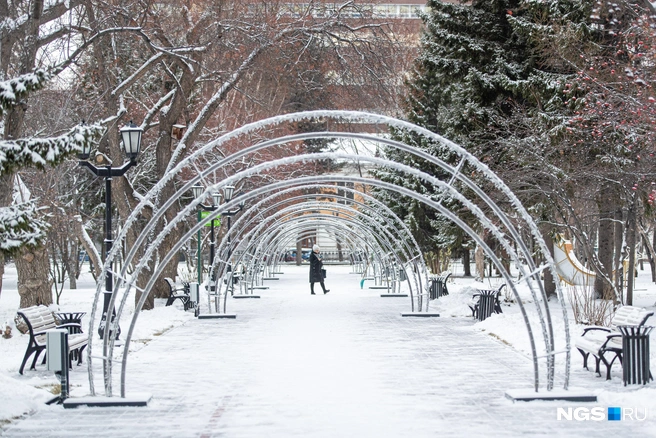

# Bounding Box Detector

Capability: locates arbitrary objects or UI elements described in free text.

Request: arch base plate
[63,393,151,408]
[198,314,237,319]
[505,388,597,402]
[400,312,440,317]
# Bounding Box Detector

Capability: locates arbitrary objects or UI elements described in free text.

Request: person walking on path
[309,244,329,295]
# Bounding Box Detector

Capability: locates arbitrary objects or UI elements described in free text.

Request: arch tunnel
[85,111,572,401]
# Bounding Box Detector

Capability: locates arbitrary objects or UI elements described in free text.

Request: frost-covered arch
[227,209,417,302]
[215,188,427,304]
[85,111,570,400]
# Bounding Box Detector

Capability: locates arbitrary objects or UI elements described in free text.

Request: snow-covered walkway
[2,265,654,437]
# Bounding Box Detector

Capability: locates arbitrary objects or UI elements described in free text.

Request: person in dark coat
[309,244,329,294]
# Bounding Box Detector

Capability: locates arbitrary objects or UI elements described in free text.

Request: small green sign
[200,211,221,227]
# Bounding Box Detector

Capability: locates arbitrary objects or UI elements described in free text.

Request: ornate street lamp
[221,185,244,279]
[78,121,143,340]
[193,184,222,283]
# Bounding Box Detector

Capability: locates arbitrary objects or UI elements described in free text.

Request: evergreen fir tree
[0,70,103,256]
[373,0,590,270]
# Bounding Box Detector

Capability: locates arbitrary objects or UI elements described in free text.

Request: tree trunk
[652,226,656,283]
[475,244,485,280]
[613,208,624,295]
[73,215,102,279]
[296,241,302,266]
[134,264,155,311]
[626,202,636,305]
[65,249,78,290]
[17,247,52,307]
[3,1,49,309]
[640,231,655,283]
[462,248,471,277]
[541,226,556,299]
[0,253,4,300]
[595,193,615,300]
[144,63,198,306]
[0,173,12,297]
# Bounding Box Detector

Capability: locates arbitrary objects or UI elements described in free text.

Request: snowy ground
[1,262,656,436]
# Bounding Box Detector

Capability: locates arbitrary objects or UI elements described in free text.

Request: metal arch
[116,172,546,396]
[264,227,367,279]
[231,198,424,301]
[124,113,564,329]
[243,226,365,293]
[231,190,421,267]
[219,196,419,280]
[201,183,430,299]
[216,193,424,287]
[84,111,568,397]
[208,210,390,308]
[258,183,430,284]
[228,217,399,303]
[259,215,417,295]
[112,162,540,396]
[223,207,417,304]
[184,152,557,390]
[114,170,547,396]
[238,219,384,287]
[222,207,405,294]
[127,140,547,330]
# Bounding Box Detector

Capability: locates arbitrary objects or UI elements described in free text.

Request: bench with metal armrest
[16,305,88,375]
[164,277,192,310]
[575,305,653,380]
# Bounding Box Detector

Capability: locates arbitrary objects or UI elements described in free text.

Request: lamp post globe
[191,183,204,200]
[78,141,92,161]
[120,121,143,162]
[223,185,235,203]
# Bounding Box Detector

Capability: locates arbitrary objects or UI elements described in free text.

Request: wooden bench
[575,305,653,380]
[164,277,191,310]
[469,284,505,321]
[17,305,88,375]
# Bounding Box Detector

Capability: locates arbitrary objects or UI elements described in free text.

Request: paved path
[2,265,654,437]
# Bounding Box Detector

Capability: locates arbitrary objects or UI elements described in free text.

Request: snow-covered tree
[0,69,103,304]
[375,0,573,278]
[382,0,656,302]
[72,0,405,309]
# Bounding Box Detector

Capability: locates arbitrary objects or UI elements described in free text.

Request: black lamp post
[192,184,222,282]
[78,121,142,340]
[220,185,244,295]
[221,185,245,263]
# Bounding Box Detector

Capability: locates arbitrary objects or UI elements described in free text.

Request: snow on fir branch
[0,123,104,176]
[0,69,50,116]
[0,202,49,256]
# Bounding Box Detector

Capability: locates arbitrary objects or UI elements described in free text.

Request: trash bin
[429,277,438,299]
[618,325,654,385]
[477,290,497,322]
[429,276,449,300]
